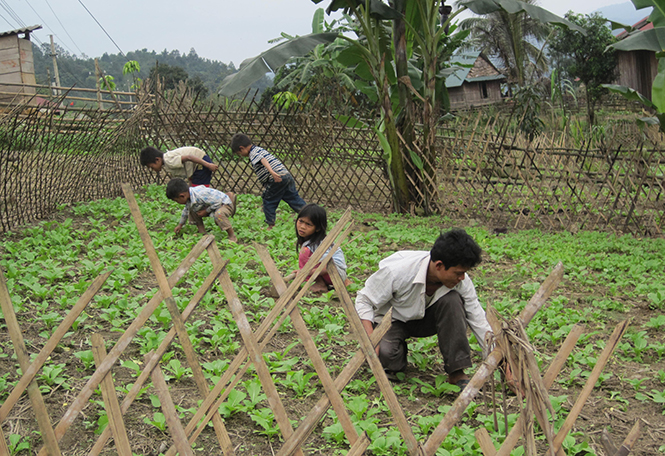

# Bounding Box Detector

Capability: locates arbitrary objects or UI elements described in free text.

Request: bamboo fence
[0,86,662,237]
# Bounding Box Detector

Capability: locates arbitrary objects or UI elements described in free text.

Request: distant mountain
[31,45,242,97]
[593,1,652,29]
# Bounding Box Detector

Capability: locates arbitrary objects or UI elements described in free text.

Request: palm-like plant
[456,0,551,87]
[271,28,367,111]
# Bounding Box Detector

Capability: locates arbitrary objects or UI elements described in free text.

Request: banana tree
[322,0,583,213]
[219,0,583,214]
[603,0,665,131]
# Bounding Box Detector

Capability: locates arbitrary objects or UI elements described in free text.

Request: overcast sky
[3,0,642,67]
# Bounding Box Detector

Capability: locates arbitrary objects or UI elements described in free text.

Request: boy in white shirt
[355,228,491,389]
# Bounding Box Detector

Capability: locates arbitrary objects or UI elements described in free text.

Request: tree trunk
[586,88,595,127]
[375,53,410,213]
[391,0,418,212]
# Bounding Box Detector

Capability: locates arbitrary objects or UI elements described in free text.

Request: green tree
[123,60,142,90]
[323,0,580,213]
[548,12,618,126]
[457,0,551,87]
[186,75,209,98]
[261,9,369,113]
[31,44,235,95]
[148,63,189,90]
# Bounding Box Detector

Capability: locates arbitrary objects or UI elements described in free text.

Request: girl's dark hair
[295,203,328,251]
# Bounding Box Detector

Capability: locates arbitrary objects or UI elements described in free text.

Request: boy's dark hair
[230,133,252,153]
[296,203,328,251]
[166,178,190,200]
[430,228,482,269]
[140,146,164,166]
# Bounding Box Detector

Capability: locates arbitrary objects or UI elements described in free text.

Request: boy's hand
[272,173,282,183]
[196,209,208,217]
[207,163,219,172]
[174,224,183,234]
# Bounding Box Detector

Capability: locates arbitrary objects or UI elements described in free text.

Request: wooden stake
[161,213,355,455]
[475,428,496,456]
[37,234,216,456]
[122,183,234,455]
[0,270,62,456]
[614,420,640,456]
[147,353,195,456]
[600,429,618,456]
[216,268,304,456]
[163,295,235,455]
[0,271,110,422]
[494,324,585,456]
[276,311,393,456]
[0,428,9,456]
[89,260,225,455]
[328,264,424,456]
[254,243,360,446]
[91,334,132,456]
[551,320,628,454]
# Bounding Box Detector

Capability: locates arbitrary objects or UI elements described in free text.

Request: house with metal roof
[0,25,42,106]
[445,51,505,109]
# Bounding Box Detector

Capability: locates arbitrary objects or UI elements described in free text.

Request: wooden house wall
[616,50,658,100]
[0,35,36,104]
[449,80,502,109]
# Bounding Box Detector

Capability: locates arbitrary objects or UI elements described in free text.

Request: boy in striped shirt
[231,133,306,229]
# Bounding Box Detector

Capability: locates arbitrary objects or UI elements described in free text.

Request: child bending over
[166,178,237,243]
[141,146,219,187]
[295,204,350,292]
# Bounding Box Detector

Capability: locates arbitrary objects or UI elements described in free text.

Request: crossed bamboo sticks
[0,183,636,456]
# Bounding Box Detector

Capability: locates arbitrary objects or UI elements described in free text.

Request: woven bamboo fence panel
[0,102,152,232]
[434,112,664,237]
[141,89,392,213]
[0,89,662,237]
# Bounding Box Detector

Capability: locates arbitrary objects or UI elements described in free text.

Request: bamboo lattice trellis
[0,183,638,455]
[434,113,664,236]
[0,89,662,236]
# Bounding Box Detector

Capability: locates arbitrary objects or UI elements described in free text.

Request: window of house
[480,82,488,99]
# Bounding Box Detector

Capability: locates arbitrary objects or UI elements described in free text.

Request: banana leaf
[602,84,656,109]
[459,0,586,34]
[219,33,338,97]
[314,0,401,19]
[610,28,665,52]
[631,0,664,27]
[608,20,634,32]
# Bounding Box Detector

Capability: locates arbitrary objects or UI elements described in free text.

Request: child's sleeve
[298,246,314,270]
[178,207,188,226]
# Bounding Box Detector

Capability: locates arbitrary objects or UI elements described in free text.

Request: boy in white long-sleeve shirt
[355,228,491,389]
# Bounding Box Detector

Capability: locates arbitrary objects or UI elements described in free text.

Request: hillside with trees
[30,43,272,96]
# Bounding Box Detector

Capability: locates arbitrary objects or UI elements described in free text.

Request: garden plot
[0,184,664,455]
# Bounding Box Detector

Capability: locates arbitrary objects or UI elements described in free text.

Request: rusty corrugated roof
[616,16,652,40]
[0,25,42,38]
